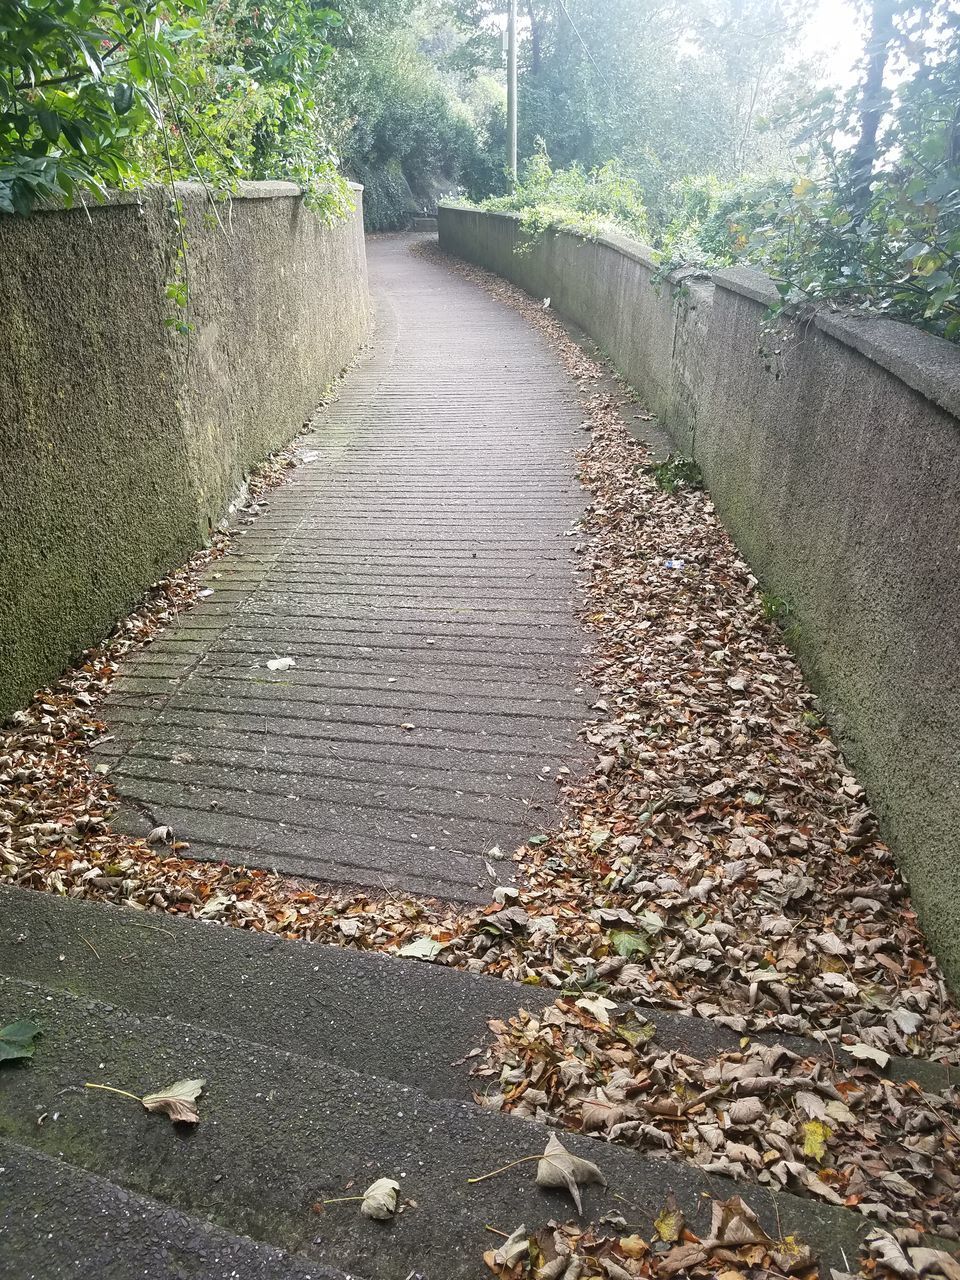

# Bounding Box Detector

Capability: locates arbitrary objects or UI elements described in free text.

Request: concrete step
[0,1138,348,1280]
[0,972,873,1279]
[1,887,949,1103]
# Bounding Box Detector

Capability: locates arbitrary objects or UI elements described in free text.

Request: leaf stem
[84,1083,143,1102]
[467,1153,542,1184]
[320,1195,364,1205]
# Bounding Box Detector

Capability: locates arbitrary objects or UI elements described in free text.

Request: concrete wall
[439,204,960,988]
[0,182,368,717]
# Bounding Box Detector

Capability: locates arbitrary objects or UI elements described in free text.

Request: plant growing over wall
[477,144,649,244]
[0,0,205,213]
[658,1,960,341]
[0,0,351,218]
[133,0,351,218]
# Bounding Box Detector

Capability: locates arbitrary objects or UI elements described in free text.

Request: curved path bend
[101,235,590,901]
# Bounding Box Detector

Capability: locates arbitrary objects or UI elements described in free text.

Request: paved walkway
[101,236,589,901]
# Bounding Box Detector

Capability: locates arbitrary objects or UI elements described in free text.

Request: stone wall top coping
[710,265,782,308]
[440,202,960,424]
[815,310,960,422]
[16,179,363,217]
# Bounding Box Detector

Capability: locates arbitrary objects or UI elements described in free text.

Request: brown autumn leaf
[141,1077,205,1124]
[536,1134,607,1214]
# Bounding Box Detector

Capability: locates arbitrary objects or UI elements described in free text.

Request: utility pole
[506,0,518,186]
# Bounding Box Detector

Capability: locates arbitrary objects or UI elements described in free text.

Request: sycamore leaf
[147,825,173,845]
[610,930,650,958]
[0,1020,41,1064]
[801,1118,832,1162]
[536,1134,606,1214]
[575,994,618,1025]
[908,1248,960,1280]
[619,1235,648,1259]
[727,1096,764,1126]
[491,1225,528,1267]
[849,1042,891,1070]
[360,1177,399,1220]
[616,1012,656,1048]
[824,1099,856,1126]
[398,937,444,960]
[706,1196,771,1247]
[654,1192,684,1243]
[142,1078,205,1124]
[892,1008,923,1036]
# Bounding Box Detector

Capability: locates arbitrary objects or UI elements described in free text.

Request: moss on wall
[0,183,368,718]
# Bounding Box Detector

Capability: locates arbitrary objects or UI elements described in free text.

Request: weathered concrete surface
[0,1140,350,1280]
[99,235,589,899]
[2,886,950,1102]
[0,182,368,718]
[439,205,960,992]
[0,973,873,1278]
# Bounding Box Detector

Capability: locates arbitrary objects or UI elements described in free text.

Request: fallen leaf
[908,1247,960,1280]
[706,1195,771,1247]
[610,930,650,958]
[398,937,444,960]
[141,1078,205,1124]
[619,1234,648,1259]
[492,1224,528,1267]
[147,825,173,845]
[360,1176,399,1221]
[849,1043,891,1070]
[659,1243,708,1274]
[726,1096,765,1126]
[654,1192,684,1243]
[536,1134,606,1213]
[801,1118,832,1162]
[0,1020,41,1063]
[266,657,296,672]
[575,995,618,1025]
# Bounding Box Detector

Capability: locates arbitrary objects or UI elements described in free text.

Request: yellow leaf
[792,177,815,197]
[654,1194,685,1243]
[801,1118,832,1162]
[620,1235,648,1259]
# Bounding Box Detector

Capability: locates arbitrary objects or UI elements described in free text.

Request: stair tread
[0,885,949,1099]
[0,971,874,1279]
[0,1137,350,1280]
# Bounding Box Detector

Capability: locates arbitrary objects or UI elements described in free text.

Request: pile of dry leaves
[2,241,959,1241]
[473,999,959,1236]
[482,1214,960,1280]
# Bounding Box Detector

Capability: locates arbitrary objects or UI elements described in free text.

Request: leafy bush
[134,0,351,219]
[479,145,649,244]
[332,36,496,232]
[0,0,352,218]
[0,0,204,213]
[657,4,960,342]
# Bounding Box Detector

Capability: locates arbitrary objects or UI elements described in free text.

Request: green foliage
[760,591,790,626]
[644,454,704,496]
[450,0,811,225]
[135,0,351,219]
[0,0,354,219]
[661,2,960,340]
[480,145,648,244]
[331,23,502,231]
[0,0,205,213]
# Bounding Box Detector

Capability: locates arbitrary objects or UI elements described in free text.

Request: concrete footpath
[99,235,590,901]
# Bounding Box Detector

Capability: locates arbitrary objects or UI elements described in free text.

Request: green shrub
[479,144,649,244]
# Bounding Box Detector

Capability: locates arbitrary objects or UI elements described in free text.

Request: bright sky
[801,0,865,87]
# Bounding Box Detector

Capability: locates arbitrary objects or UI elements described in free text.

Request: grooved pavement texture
[99,235,589,901]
